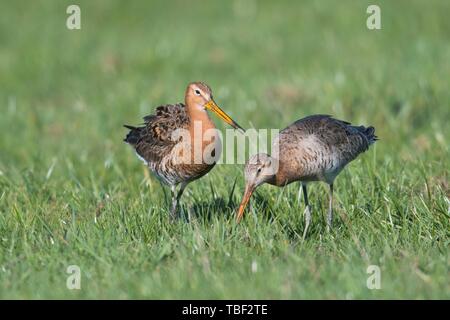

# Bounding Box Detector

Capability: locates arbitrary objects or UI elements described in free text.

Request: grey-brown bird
[236,115,377,237]
[124,82,244,218]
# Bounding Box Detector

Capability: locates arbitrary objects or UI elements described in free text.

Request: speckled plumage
[238,114,377,236]
[272,114,376,185]
[124,103,214,186]
[124,82,244,218]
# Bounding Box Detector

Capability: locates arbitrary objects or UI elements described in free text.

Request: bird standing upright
[124,82,244,218]
[236,115,377,238]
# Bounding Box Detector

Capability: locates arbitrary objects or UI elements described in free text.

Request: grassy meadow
[0,0,449,299]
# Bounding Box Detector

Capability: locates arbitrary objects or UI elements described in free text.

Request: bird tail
[123,125,142,146]
[360,126,378,145]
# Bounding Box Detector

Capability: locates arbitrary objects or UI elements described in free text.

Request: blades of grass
[227,176,238,207]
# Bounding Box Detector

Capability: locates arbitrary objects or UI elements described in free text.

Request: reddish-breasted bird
[124,82,244,218]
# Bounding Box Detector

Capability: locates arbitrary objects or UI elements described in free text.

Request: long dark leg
[327,183,333,231]
[176,182,188,211]
[302,184,311,239]
[170,182,188,219]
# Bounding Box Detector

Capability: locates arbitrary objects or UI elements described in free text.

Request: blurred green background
[0,0,448,299]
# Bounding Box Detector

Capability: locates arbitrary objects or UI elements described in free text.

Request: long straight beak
[205,100,245,133]
[236,184,255,223]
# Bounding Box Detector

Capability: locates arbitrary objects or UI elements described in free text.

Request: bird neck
[267,157,291,187]
[186,103,216,132]
[185,102,220,164]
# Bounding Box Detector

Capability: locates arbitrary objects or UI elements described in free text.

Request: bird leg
[170,182,188,219]
[327,183,333,232]
[302,184,311,239]
[170,185,178,219]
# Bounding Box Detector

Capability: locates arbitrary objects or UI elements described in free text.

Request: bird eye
[257,168,262,173]
[194,89,201,96]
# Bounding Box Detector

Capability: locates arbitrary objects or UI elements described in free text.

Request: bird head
[185,82,245,132]
[236,153,277,223]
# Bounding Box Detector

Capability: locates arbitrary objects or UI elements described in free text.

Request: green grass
[0,0,449,299]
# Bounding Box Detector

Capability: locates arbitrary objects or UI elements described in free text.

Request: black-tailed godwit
[124,82,244,218]
[236,115,377,238]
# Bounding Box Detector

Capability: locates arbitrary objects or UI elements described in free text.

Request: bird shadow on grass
[181,197,234,222]
[179,191,274,223]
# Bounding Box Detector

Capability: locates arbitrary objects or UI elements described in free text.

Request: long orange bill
[205,100,245,133]
[236,184,255,223]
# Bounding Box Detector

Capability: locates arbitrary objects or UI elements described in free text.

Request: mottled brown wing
[134,103,190,164]
[281,115,371,161]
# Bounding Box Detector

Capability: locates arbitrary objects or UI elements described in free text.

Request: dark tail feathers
[123,125,142,145]
[358,126,378,145]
